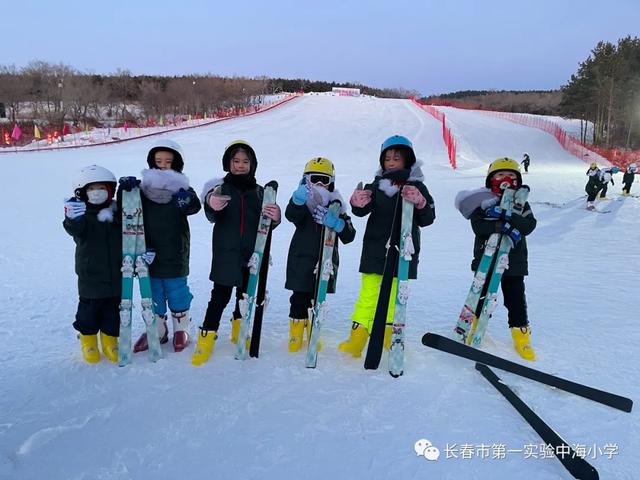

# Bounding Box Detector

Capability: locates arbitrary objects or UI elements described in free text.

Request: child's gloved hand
[292,180,310,206]
[64,198,86,220]
[207,187,231,211]
[501,222,521,245]
[350,187,372,208]
[262,203,281,223]
[141,249,156,265]
[174,188,196,210]
[401,185,426,209]
[313,206,345,232]
[118,176,140,192]
[485,205,511,221]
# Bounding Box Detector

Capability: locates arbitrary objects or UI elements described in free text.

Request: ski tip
[390,371,404,378]
[265,180,279,190]
[357,181,363,190]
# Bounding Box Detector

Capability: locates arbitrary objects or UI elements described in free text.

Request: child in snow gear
[585,162,602,209]
[63,165,121,364]
[455,158,537,360]
[119,139,201,354]
[622,163,636,195]
[194,140,281,366]
[284,158,356,352]
[339,135,435,358]
[521,153,530,173]
[597,166,618,199]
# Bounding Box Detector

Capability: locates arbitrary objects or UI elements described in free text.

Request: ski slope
[0,94,637,480]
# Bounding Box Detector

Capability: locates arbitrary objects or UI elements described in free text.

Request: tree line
[559,36,640,149]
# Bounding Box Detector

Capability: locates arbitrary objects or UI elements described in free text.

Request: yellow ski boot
[511,326,536,361]
[99,332,118,363]
[191,329,218,366]
[383,325,393,350]
[288,318,306,352]
[304,319,322,352]
[230,316,241,344]
[79,334,100,364]
[338,322,369,358]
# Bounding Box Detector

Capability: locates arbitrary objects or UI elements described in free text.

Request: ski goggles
[307,174,332,186]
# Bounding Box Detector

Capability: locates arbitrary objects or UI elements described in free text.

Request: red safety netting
[410,98,457,169]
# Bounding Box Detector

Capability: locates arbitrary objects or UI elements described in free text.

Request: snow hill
[0,94,638,480]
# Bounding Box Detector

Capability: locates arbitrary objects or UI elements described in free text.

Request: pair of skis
[118,187,162,366]
[454,186,529,347]
[235,181,278,360]
[364,192,415,377]
[423,333,632,480]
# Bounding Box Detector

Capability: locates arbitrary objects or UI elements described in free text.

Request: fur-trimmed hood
[305,186,347,214]
[96,200,117,223]
[454,187,498,219]
[140,168,190,204]
[375,161,425,198]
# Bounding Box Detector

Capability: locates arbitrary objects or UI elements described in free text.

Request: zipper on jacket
[240,194,245,237]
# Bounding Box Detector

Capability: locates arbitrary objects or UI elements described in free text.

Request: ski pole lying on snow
[476,363,600,480]
[423,333,633,412]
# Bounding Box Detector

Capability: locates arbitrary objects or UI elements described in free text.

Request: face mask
[490,175,518,194]
[87,189,109,205]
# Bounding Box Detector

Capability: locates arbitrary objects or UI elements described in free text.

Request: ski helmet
[485,158,522,188]
[72,165,117,201]
[379,135,416,169]
[629,163,637,172]
[304,157,335,191]
[590,162,598,169]
[222,140,257,175]
[611,166,619,174]
[147,138,184,172]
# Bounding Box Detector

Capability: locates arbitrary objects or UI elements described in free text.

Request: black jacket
[623,170,635,186]
[351,166,436,279]
[470,201,536,276]
[202,177,278,287]
[63,202,122,298]
[285,195,356,294]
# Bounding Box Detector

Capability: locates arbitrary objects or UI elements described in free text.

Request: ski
[454,188,516,343]
[235,180,278,360]
[422,333,633,412]
[468,186,530,347]
[388,198,414,377]
[305,200,342,368]
[249,225,274,358]
[364,193,403,370]
[476,364,600,480]
[118,187,162,366]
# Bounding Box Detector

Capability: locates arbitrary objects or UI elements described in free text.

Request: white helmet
[629,163,637,172]
[147,138,184,172]
[72,165,117,200]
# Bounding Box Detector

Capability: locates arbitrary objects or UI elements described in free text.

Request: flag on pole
[159,115,164,126]
[123,121,129,132]
[34,124,42,139]
[11,124,22,141]
[63,123,70,136]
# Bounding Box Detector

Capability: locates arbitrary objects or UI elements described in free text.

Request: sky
[5,0,640,95]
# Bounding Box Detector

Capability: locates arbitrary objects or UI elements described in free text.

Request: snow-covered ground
[0,94,637,480]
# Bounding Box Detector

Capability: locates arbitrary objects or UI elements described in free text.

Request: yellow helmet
[304,157,335,177]
[590,162,598,169]
[485,157,522,188]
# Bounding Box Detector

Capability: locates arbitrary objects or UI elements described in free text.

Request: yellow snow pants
[351,273,399,331]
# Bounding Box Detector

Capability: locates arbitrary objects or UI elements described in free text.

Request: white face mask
[87,189,109,205]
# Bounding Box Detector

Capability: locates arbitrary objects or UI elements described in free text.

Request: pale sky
[6,0,640,95]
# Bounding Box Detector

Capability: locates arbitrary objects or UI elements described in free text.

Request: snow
[0,94,637,480]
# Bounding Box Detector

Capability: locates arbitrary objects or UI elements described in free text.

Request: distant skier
[338,135,435,358]
[118,139,201,354]
[521,153,530,173]
[597,166,619,199]
[284,157,356,352]
[193,140,281,366]
[63,165,121,364]
[622,163,637,196]
[455,158,537,360]
[585,162,602,209]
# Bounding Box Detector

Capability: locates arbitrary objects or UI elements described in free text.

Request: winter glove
[313,206,345,233]
[501,222,521,245]
[64,198,86,220]
[118,176,140,192]
[485,205,511,221]
[262,203,281,223]
[401,185,426,209]
[141,249,156,265]
[174,188,196,210]
[206,188,231,211]
[350,187,372,208]
[292,180,310,206]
